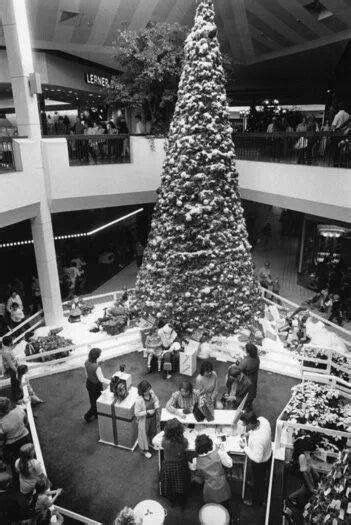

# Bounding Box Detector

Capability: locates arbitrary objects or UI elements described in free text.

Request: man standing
[1,336,20,401]
[240,412,272,507]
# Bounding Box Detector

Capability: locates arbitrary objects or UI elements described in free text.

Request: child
[34,478,62,525]
[17,364,44,405]
[145,327,163,373]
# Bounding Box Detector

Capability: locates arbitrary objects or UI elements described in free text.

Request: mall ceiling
[2,0,351,103]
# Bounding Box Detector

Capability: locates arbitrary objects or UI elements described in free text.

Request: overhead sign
[85,72,111,88]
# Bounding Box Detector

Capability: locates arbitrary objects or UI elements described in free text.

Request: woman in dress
[134,380,159,459]
[165,381,198,419]
[190,434,232,505]
[159,418,190,506]
[145,327,163,373]
[288,437,318,507]
[195,360,218,416]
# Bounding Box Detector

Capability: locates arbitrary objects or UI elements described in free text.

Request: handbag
[193,402,205,422]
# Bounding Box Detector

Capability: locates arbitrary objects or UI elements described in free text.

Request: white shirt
[189,446,233,471]
[244,417,272,463]
[332,110,350,129]
[158,324,177,348]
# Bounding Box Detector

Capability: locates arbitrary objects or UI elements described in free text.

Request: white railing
[24,385,102,525]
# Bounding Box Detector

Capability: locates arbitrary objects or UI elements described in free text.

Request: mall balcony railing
[63,134,131,166]
[0,137,16,172]
[233,131,351,168]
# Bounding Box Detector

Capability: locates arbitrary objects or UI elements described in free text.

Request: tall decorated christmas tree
[135,0,262,336]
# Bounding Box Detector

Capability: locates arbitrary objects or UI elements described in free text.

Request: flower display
[134,0,262,337]
[31,330,73,361]
[303,451,350,524]
[283,381,349,453]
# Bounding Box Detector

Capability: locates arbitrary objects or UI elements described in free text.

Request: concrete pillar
[31,201,64,326]
[1,0,64,325]
[1,0,41,139]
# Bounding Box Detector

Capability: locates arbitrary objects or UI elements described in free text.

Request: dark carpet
[29,353,297,525]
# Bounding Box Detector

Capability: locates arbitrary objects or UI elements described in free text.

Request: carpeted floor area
[30,353,298,525]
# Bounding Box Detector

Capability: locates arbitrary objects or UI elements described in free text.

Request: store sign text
[85,72,113,89]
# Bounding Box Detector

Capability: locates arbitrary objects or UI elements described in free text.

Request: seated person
[223,363,252,410]
[9,302,24,327]
[145,327,163,373]
[158,321,180,379]
[165,381,198,418]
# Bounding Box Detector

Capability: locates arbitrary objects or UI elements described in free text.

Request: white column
[1,0,64,325]
[1,0,41,139]
[31,201,64,326]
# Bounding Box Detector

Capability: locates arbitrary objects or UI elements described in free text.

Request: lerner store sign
[85,72,117,89]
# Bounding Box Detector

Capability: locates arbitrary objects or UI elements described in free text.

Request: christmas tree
[303,450,350,524]
[135,0,262,336]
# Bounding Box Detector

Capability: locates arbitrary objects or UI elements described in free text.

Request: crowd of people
[307,255,350,326]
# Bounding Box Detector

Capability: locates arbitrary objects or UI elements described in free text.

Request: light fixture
[0,209,144,248]
[87,208,144,236]
[317,224,348,238]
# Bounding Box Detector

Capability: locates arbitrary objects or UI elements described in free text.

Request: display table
[97,386,138,451]
[158,408,248,498]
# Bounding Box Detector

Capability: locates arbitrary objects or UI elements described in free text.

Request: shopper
[1,335,21,401]
[238,343,260,410]
[83,348,110,423]
[16,364,43,405]
[159,418,190,506]
[328,294,344,326]
[258,261,272,289]
[288,437,318,508]
[223,363,252,410]
[0,397,31,471]
[34,478,62,525]
[190,434,232,504]
[135,379,159,459]
[165,381,198,418]
[15,443,46,496]
[239,412,272,506]
[145,326,163,373]
[195,360,218,415]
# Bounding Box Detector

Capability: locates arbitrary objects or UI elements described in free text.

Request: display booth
[265,372,351,525]
[155,395,251,499]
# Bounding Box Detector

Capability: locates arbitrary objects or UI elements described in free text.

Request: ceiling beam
[230,0,255,62]
[167,0,193,25]
[216,0,246,64]
[86,0,122,46]
[247,28,351,65]
[128,0,159,31]
[276,0,333,38]
[245,0,306,45]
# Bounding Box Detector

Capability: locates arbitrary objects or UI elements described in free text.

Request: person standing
[0,397,31,472]
[157,418,190,506]
[238,343,260,410]
[223,364,251,410]
[195,360,218,415]
[134,380,159,459]
[239,412,272,507]
[1,336,21,401]
[83,348,110,423]
[15,443,46,496]
[190,434,232,505]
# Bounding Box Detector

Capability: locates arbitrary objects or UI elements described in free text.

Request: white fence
[24,385,102,525]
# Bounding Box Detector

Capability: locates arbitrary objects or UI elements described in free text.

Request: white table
[159,408,248,498]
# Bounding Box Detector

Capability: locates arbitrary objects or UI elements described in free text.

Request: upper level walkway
[0,133,350,227]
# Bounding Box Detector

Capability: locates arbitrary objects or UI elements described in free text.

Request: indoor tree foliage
[106,22,187,135]
[135,0,262,337]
